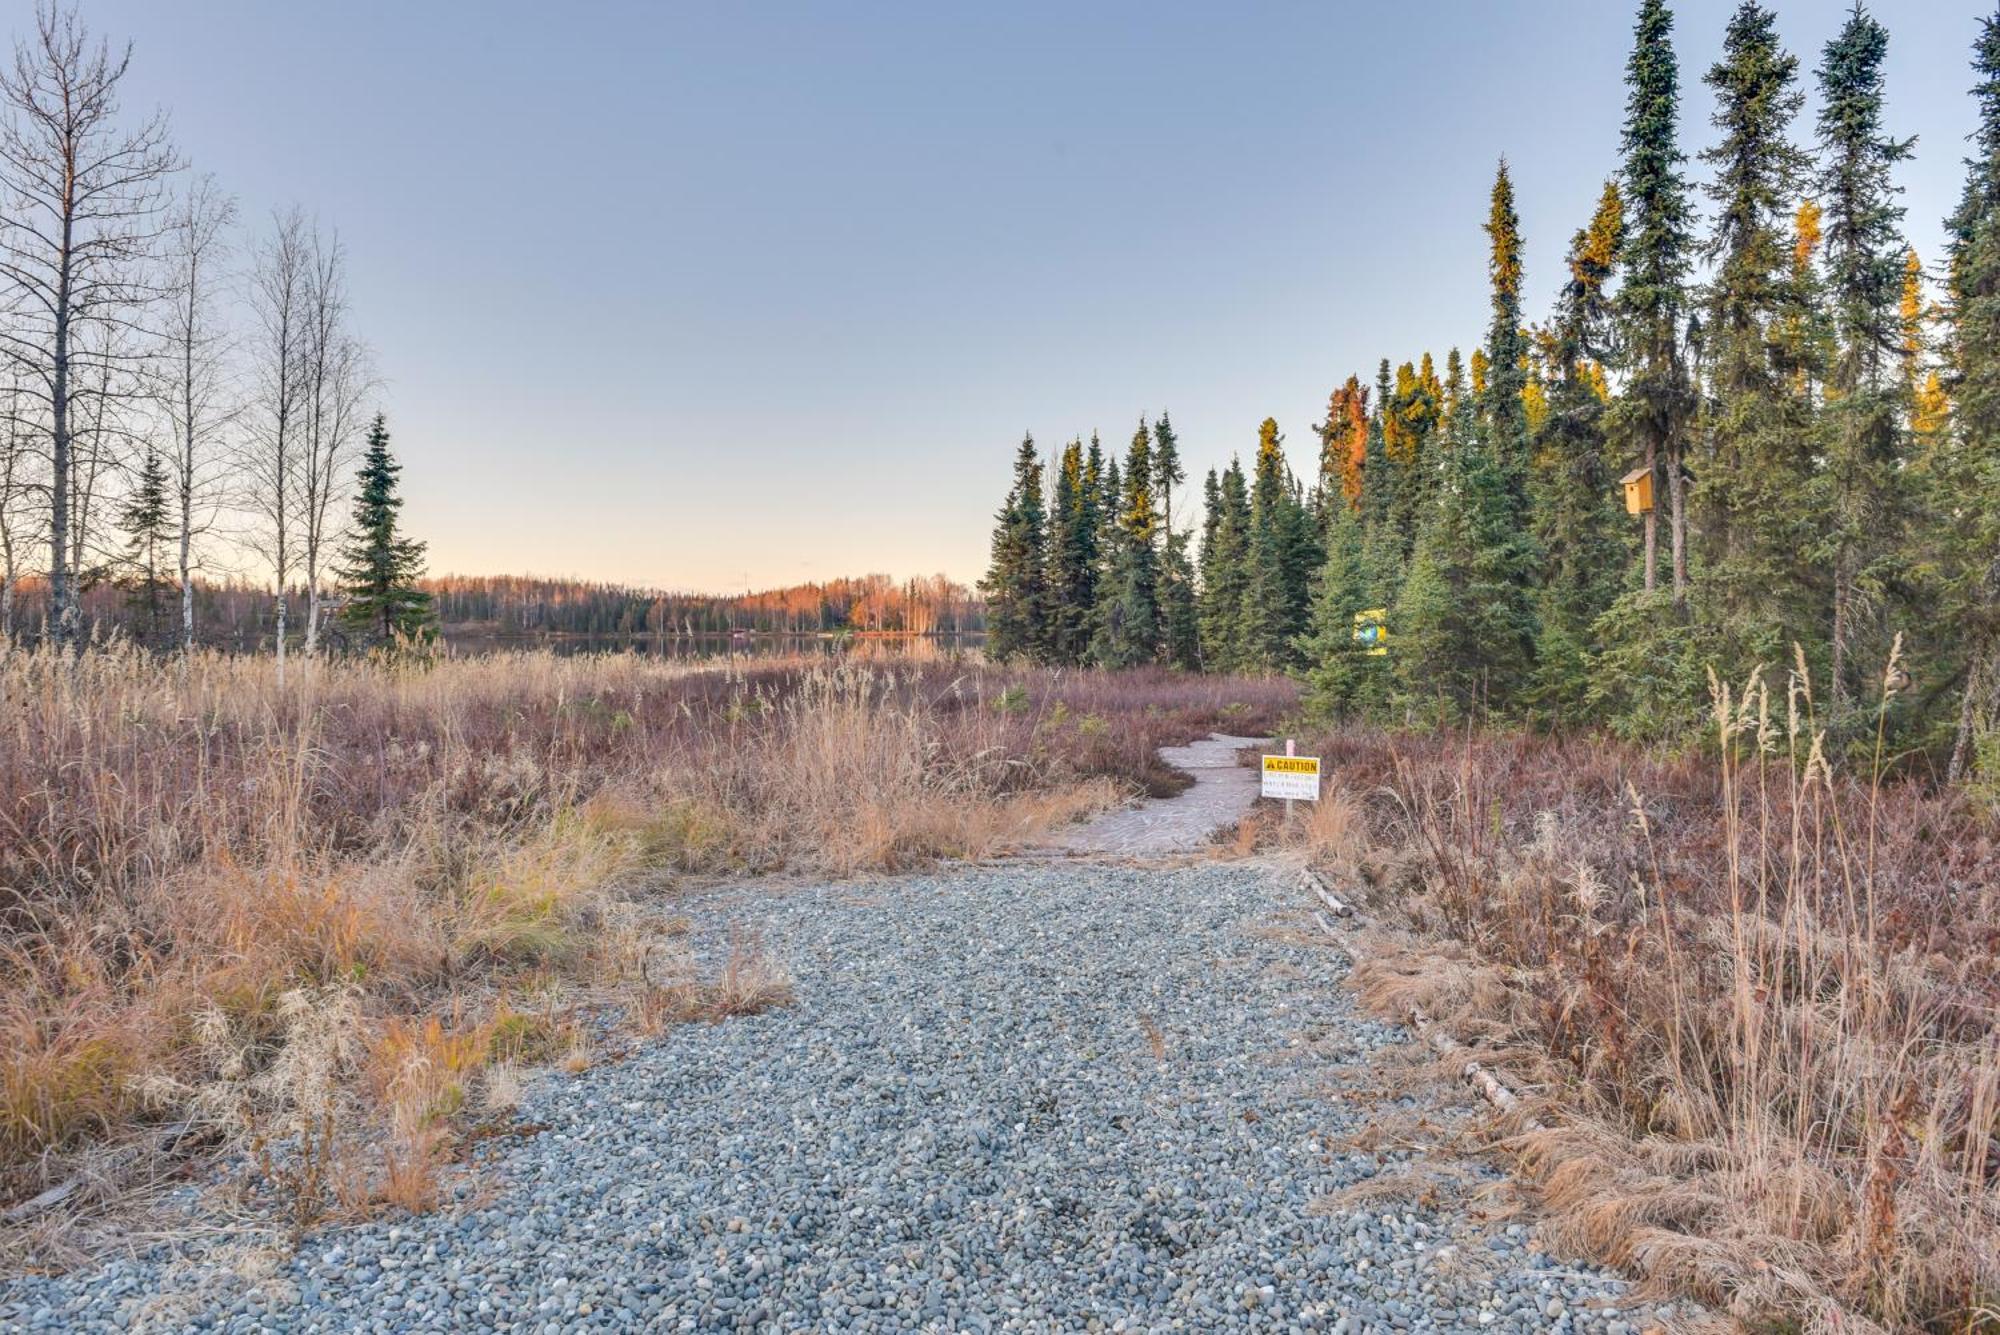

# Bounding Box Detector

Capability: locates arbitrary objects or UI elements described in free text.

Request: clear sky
[82,1,1986,593]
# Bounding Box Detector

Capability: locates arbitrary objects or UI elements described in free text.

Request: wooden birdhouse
[1620,466,1655,516]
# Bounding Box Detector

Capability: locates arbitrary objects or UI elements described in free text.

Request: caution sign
[1261,753,1321,801]
[1353,608,1388,656]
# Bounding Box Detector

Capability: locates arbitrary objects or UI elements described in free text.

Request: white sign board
[1261,754,1321,801]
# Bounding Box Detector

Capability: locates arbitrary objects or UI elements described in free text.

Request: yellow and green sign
[1353,608,1388,655]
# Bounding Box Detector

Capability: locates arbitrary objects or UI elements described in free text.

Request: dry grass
[1285,650,2000,1333]
[0,643,1290,1259]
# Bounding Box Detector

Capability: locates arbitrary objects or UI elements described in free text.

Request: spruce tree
[1154,414,1200,669]
[1242,418,1313,669]
[1482,161,1533,498]
[1198,467,1222,583]
[1197,459,1252,672]
[1046,438,1098,665]
[1297,485,1384,718]
[1697,1,1816,671]
[1614,0,1697,600]
[336,415,435,646]
[1388,355,1443,562]
[1532,181,1629,713]
[118,444,173,649]
[1944,7,2000,780]
[1096,446,1122,615]
[1812,2,1913,709]
[1356,363,1404,613]
[1093,419,1161,667]
[1395,183,1543,716]
[979,433,1050,663]
[1394,440,1540,721]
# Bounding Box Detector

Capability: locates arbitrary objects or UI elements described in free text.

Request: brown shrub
[1290,659,2000,1332]
[0,644,1288,1251]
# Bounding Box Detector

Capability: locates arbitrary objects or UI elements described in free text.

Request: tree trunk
[1831,554,1853,709]
[1642,430,1658,593]
[275,591,287,685]
[1666,438,1688,610]
[179,508,194,656]
[50,218,73,654]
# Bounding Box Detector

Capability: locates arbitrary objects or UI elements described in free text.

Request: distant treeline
[426,573,983,638]
[3,571,984,648]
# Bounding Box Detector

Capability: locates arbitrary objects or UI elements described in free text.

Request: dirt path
[1024,732,1271,857]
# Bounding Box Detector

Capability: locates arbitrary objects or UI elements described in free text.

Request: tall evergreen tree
[1096,445,1122,605]
[1697,1,1816,670]
[978,433,1050,663]
[1388,355,1444,561]
[1198,467,1222,584]
[1812,2,1914,708]
[1093,419,1161,667]
[1197,459,1252,672]
[118,444,173,649]
[1297,493,1383,718]
[335,415,434,646]
[1046,438,1098,665]
[1357,361,1404,608]
[1532,181,1629,712]
[1944,7,2000,780]
[1482,161,1533,498]
[1154,414,1200,669]
[1241,418,1314,669]
[1614,0,1698,600]
[1394,439,1540,721]
[1396,183,1543,715]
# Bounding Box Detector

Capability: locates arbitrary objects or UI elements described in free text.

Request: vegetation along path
[0,865,1696,1334]
[0,750,1697,1333]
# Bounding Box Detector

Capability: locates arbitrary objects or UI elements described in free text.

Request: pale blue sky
[84,1,1982,591]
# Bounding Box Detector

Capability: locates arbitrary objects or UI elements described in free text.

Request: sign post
[1261,743,1321,830]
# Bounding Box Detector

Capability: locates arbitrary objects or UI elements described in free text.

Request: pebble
[0,863,1685,1333]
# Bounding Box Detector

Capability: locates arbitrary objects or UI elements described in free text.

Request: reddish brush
[1290,665,2000,1331]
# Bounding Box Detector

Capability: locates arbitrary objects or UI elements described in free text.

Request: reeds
[1292,652,1999,1332]
[0,643,1290,1255]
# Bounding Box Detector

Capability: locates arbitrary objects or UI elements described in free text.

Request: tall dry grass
[0,644,1291,1256]
[1289,651,1999,1333]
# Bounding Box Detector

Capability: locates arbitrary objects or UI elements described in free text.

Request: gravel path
[1027,733,1271,857]
[1,862,1688,1334]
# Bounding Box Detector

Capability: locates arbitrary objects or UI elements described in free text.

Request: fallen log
[1301,867,1352,916]
[1405,1005,1543,1131]
[2,1178,78,1225]
[1,1118,199,1227]
[1306,902,1542,1132]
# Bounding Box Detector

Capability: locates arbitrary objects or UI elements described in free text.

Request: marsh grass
[0,644,1290,1258]
[1288,650,2000,1332]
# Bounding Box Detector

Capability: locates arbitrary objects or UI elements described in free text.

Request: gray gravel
[1,861,1687,1333]
[1028,734,1271,856]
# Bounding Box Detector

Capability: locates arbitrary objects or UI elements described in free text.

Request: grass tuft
[0,643,1289,1257]
[1284,654,2000,1332]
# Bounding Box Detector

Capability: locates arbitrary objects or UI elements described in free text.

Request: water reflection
[443,632,986,662]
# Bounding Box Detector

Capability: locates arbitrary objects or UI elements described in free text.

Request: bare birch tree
[0,2,177,652]
[0,376,40,640]
[65,319,146,612]
[155,174,235,654]
[297,225,369,655]
[245,208,309,682]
